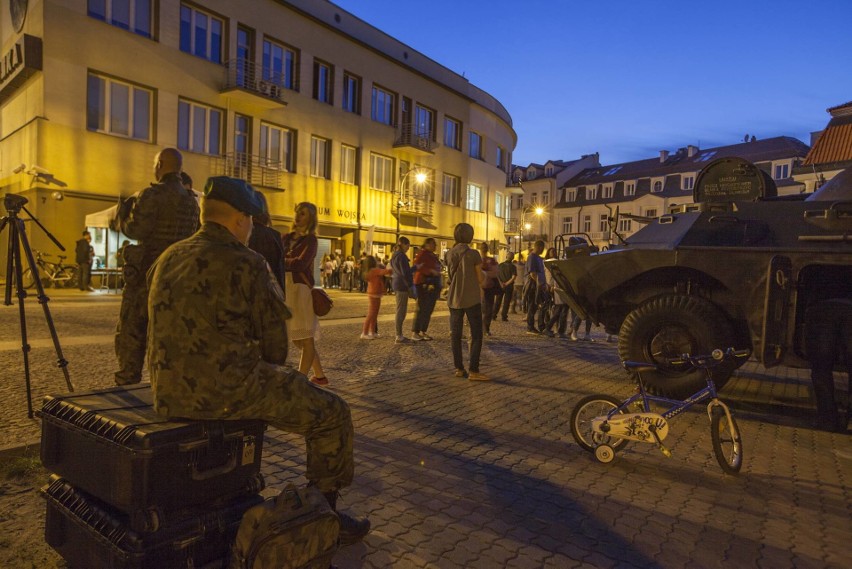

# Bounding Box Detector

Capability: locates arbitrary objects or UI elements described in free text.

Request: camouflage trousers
[115,280,149,385]
[228,365,355,493]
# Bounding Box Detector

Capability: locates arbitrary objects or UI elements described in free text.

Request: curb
[0,440,41,461]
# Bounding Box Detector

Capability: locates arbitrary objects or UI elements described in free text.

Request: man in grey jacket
[390,236,414,343]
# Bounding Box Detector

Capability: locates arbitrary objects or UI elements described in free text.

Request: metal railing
[395,186,434,218]
[393,123,436,153]
[209,153,285,189]
[223,59,290,103]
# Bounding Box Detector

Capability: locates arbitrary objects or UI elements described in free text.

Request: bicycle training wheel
[570,394,628,453]
[710,406,743,474]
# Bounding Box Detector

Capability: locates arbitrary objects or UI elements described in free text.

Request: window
[774,164,789,179]
[562,216,573,234]
[542,191,549,204]
[444,117,461,150]
[625,182,636,196]
[495,192,505,218]
[310,136,330,179]
[180,4,223,63]
[514,195,524,209]
[603,166,623,176]
[236,27,254,88]
[340,144,358,185]
[602,185,613,198]
[619,218,632,232]
[177,99,222,155]
[527,169,537,180]
[566,189,577,202]
[599,214,608,232]
[313,60,333,104]
[652,180,663,193]
[370,153,393,191]
[88,0,152,37]
[645,208,658,218]
[587,186,598,200]
[262,39,298,90]
[469,132,483,160]
[259,123,295,172]
[442,174,460,205]
[696,151,717,162]
[545,166,553,176]
[371,85,395,125]
[496,145,506,170]
[87,73,152,141]
[342,72,360,114]
[413,104,435,141]
[582,215,591,232]
[531,193,537,204]
[682,176,695,190]
[466,183,483,212]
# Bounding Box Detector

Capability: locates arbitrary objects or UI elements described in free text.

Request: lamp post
[534,206,544,242]
[396,169,427,243]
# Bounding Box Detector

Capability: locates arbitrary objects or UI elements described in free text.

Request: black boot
[323,491,371,546]
[812,378,841,432]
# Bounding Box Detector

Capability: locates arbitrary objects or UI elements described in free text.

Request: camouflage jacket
[120,172,200,269]
[147,222,291,418]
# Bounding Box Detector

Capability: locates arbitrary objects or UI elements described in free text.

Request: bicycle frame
[606,371,722,423]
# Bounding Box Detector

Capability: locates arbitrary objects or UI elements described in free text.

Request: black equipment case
[44,475,263,569]
[39,385,266,531]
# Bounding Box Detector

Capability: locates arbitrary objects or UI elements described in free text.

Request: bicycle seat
[622,361,658,372]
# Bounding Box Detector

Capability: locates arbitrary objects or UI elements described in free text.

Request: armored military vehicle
[547,158,852,397]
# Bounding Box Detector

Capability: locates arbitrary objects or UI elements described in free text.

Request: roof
[803,114,852,166]
[565,137,809,187]
[827,101,852,115]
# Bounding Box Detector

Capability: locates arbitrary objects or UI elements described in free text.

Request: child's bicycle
[570,347,750,474]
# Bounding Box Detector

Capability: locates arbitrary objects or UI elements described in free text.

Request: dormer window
[652,181,663,193]
[545,166,553,176]
[625,182,636,196]
[566,189,577,202]
[602,185,613,198]
[587,186,598,200]
[527,170,537,180]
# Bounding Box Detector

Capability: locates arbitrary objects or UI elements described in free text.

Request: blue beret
[203,176,264,216]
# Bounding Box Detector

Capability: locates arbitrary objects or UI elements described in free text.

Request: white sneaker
[359,333,375,340]
[395,336,412,344]
[570,332,578,341]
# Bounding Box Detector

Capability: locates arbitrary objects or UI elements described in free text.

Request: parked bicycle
[20,250,79,289]
[570,347,749,474]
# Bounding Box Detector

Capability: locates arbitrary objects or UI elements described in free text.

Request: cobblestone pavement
[1,287,850,568]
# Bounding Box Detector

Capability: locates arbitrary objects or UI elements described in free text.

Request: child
[361,255,392,339]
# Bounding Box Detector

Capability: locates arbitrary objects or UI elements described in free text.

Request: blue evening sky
[332,0,852,167]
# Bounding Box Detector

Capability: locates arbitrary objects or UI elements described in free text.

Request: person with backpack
[446,223,488,381]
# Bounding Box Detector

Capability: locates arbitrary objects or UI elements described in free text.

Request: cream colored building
[0,0,516,275]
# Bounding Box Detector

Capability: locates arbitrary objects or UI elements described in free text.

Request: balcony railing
[209,153,285,190]
[393,123,436,153]
[222,59,288,104]
[504,218,521,233]
[394,186,434,219]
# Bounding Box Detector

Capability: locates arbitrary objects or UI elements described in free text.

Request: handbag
[311,288,333,316]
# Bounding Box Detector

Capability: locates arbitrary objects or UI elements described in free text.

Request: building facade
[554,137,810,250]
[793,101,852,192]
[0,0,516,274]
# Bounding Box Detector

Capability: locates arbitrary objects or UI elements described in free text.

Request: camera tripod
[1,193,74,418]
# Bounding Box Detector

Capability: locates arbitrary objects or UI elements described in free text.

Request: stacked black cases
[44,475,263,569]
[38,385,267,567]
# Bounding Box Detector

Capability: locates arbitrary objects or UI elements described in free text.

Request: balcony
[210,153,286,190]
[504,218,521,234]
[221,59,288,107]
[393,187,434,219]
[393,124,436,154]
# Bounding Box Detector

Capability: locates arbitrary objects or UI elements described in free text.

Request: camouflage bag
[229,484,339,569]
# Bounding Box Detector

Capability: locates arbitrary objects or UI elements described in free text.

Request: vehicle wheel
[594,444,615,463]
[21,268,37,289]
[710,406,743,474]
[570,394,629,453]
[618,294,734,398]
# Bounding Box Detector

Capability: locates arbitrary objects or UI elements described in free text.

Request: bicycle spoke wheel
[710,406,743,474]
[21,268,36,289]
[570,394,628,453]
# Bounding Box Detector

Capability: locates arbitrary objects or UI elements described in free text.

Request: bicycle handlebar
[667,347,750,367]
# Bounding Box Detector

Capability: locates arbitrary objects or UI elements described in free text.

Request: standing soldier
[113,148,199,385]
[75,230,94,291]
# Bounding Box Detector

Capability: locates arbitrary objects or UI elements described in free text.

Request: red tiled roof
[803,121,852,166]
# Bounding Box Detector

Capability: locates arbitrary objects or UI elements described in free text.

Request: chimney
[687,145,698,157]
[659,150,669,163]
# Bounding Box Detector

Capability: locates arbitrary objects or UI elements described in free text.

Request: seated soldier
[146,176,370,544]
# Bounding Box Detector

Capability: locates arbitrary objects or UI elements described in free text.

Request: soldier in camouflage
[147,176,370,546]
[114,148,199,385]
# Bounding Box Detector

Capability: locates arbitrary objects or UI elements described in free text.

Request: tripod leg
[7,220,35,418]
[16,220,74,393]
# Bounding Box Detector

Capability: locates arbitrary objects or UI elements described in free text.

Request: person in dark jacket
[247,191,285,291]
[390,236,414,343]
[114,148,200,385]
[75,230,94,291]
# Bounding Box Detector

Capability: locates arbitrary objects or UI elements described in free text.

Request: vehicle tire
[618,294,734,398]
[21,268,37,289]
[570,394,629,453]
[710,406,743,474]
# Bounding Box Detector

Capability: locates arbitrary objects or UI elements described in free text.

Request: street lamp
[534,206,545,241]
[524,222,532,250]
[396,168,428,243]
